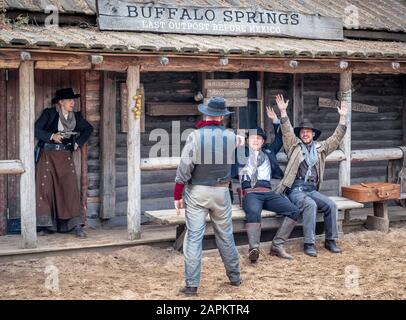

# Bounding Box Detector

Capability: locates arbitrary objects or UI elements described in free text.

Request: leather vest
[191,126,236,186]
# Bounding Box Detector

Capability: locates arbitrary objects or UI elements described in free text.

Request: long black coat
[35,107,93,148]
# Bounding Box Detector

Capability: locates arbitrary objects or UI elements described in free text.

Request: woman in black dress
[35,88,93,238]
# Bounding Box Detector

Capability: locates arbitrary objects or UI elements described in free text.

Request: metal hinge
[6,207,10,219]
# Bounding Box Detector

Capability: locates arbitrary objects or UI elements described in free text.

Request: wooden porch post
[338,71,352,195]
[19,60,37,248]
[126,65,141,240]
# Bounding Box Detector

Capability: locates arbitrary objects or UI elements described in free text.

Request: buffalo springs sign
[97,0,343,40]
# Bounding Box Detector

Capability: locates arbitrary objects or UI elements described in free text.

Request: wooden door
[0,70,84,234]
[0,69,19,234]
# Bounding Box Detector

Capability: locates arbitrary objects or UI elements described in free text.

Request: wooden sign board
[206,88,247,98]
[204,97,248,107]
[97,1,343,40]
[146,102,200,116]
[318,97,379,114]
[204,79,250,89]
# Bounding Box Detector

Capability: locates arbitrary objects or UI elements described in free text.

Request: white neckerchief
[244,150,271,181]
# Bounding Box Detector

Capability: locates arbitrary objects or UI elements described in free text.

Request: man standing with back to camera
[173,96,243,296]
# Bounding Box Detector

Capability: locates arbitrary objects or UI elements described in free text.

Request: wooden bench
[365,192,406,233]
[144,196,364,251]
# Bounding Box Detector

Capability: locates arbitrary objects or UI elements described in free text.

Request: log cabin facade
[0,0,405,248]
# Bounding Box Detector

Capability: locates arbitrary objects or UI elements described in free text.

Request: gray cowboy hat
[294,121,322,141]
[198,97,233,117]
[52,88,81,104]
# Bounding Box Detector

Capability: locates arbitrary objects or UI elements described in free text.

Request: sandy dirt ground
[1,226,406,300]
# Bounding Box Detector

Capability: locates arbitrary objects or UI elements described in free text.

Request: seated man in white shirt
[233,107,300,263]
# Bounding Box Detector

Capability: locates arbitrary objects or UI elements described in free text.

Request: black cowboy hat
[198,97,233,117]
[247,127,267,140]
[52,88,81,104]
[294,121,322,141]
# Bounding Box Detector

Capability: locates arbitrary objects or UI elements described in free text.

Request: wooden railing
[3,148,402,175]
[0,160,25,174]
[140,147,405,170]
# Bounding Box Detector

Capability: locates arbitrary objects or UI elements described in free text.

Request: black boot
[246,223,261,263]
[270,217,296,260]
[324,240,342,253]
[179,286,198,296]
[230,279,242,286]
[304,243,317,257]
[74,225,87,238]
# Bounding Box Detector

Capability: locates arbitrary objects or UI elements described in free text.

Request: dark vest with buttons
[191,125,236,186]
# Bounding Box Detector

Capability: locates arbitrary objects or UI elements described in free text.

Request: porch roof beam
[0,49,405,73]
[0,60,20,68]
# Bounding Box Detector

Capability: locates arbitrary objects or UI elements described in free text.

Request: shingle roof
[3,0,406,32]
[1,25,405,59]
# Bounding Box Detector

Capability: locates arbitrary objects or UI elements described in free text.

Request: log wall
[81,71,406,219]
[85,71,102,218]
[86,72,200,218]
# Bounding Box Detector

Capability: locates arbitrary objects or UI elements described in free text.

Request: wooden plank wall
[7,70,19,220]
[34,71,82,120]
[0,70,8,234]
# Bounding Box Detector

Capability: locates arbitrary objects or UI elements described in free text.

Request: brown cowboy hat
[294,121,322,141]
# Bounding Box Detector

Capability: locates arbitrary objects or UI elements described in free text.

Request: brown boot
[179,286,198,296]
[270,217,296,260]
[246,223,261,263]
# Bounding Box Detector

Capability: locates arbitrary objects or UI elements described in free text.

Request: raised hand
[266,106,277,121]
[275,94,289,115]
[338,101,348,125]
[338,101,348,117]
[236,134,245,147]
